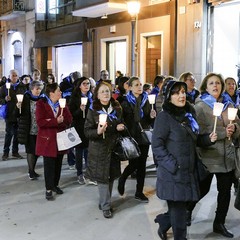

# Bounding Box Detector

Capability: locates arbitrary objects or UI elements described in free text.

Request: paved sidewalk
[0,119,239,240]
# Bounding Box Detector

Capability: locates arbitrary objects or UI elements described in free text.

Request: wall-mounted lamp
[127,1,140,17]
[101,14,108,19]
[7,29,18,34]
[127,1,140,76]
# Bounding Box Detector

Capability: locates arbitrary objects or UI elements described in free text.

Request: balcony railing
[0,0,25,15]
[0,0,25,20]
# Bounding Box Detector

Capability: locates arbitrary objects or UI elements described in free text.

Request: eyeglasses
[186,78,196,83]
[82,82,90,86]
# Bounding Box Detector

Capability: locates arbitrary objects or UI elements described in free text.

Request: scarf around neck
[163,101,199,134]
[200,93,230,112]
[126,91,148,118]
[45,96,59,113]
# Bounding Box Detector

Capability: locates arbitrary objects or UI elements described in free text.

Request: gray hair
[29,80,44,90]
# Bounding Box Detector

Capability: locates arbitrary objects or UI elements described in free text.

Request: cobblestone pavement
[0,119,239,240]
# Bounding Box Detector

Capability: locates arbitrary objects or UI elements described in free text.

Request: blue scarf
[25,90,44,101]
[45,96,59,113]
[126,91,148,118]
[187,89,197,102]
[185,113,199,134]
[96,109,117,121]
[12,82,20,90]
[222,91,240,108]
[200,93,230,112]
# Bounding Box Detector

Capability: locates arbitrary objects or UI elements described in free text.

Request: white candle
[81,97,88,105]
[59,98,66,116]
[99,113,107,125]
[228,108,238,140]
[99,113,108,139]
[228,108,238,121]
[81,97,88,118]
[148,94,155,110]
[16,94,24,103]
[16,94,24,114]
[6,82,10,96]
[213,102,224,133]
[213,102,224,116]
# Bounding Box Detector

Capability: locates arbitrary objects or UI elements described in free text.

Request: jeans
[75,147,88,176]
[67,148,75,166]
[3,120,19,154]
[98,181,114,210]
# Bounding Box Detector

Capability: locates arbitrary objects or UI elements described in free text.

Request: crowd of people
[0,68,239,239]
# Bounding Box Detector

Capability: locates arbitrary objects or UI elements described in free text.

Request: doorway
[140,32,163,84]
[101,36,129,83]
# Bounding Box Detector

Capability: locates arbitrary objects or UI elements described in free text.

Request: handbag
[57,127,82,151]
[113,127,141,161]
[234,179,240,211]
[0,104,7,119]
[138,122,153,145]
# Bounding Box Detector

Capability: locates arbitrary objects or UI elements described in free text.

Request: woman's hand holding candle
[98,113,108,139]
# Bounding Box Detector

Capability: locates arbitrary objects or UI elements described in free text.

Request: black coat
[152,102,213,202]
[121,94,153,144]
[17,92,42,145]
[84,98,123,183]
[69,91,92,148]
[0,81,26,122]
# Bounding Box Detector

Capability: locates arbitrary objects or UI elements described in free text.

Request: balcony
[0,0,25,20]
[72,0,127,18]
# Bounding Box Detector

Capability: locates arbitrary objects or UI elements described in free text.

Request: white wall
[56,44,82,83]
[213,3,240,80]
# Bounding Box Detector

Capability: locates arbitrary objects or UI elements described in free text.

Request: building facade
[0,0,239,84]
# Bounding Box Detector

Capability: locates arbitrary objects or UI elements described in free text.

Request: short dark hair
[128,76,140,87]
[46,82,59,97]
[154,75,165,87]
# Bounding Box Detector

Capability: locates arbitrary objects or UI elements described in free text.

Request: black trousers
[121,144,149,193]
[43,155,64,190]
[168,201,187,240]
[155,201,187,240]
[187,171,234,224]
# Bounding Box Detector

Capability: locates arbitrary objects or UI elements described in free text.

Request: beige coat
[194,97,240,173]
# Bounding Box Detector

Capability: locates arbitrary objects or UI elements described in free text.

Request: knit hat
[163,80,187,101]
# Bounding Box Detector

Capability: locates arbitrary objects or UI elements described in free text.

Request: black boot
[213,222,234,238]
[118,176,126,196]
[186,210,192,226]
[154,217,167,240]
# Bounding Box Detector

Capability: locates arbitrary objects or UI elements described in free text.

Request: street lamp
[127,1,140,76]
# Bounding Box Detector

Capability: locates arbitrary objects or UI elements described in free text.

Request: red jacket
[36,98,72,157]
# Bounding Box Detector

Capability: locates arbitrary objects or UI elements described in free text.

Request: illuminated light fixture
[7,29,18,34]
[101,13,108,19]
[127,0,140,16]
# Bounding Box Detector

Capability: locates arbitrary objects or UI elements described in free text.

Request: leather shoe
[53,187,63,194]
[118,176,125,196]
[154,218,167,240]
[103,210,112,218]
[213,222,234,238]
